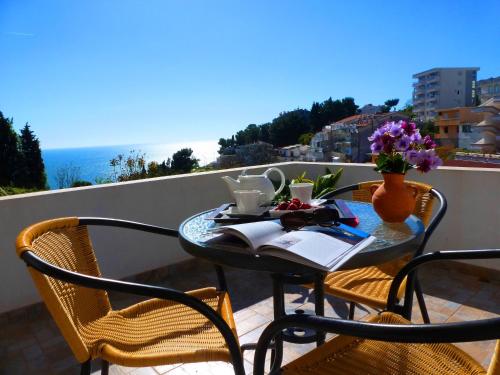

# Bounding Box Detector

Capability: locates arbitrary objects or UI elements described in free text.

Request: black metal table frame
[178,196,444,372]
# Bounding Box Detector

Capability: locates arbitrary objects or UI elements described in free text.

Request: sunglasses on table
[280,207,340,231]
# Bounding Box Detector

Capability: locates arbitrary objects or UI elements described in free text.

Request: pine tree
[310,102,323,132]
[171,148,199,173]
[0,112,20,186]
[18,123,47,189]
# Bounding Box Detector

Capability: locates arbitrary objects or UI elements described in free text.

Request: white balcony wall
[0,164,297,314]
[0,162,499,314]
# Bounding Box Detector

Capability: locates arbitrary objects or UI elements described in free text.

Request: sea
[42,140,219,189]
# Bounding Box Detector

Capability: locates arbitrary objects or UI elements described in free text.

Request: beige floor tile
[1,259,498,374]
[128,366,159,375]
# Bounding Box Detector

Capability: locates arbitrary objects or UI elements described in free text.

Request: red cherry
[277,202,289,210]
[288,203,299,210]
[292,198,301,204]
[300,203,312,209]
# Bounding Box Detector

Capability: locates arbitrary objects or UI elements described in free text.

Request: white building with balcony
[412,67,479,121]
[478,76,500,103]
[471,96,500,153]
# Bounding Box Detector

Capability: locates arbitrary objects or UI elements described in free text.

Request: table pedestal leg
[270,274,285,373]
[314,273,325,346]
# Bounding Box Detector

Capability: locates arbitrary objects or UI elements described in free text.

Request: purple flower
[368,129,383,142]
[395,135,411,152]
[401,121,417,135]
[378,122,390,134]
[371,142,383,153]
[416,150,442,173]
[381,133,395,153]
[410,130,422,144]
[430,151,443,168]
[423,135,436,150]
[389,121,404,137]
[404,149,420,164]
[417,157,432,173]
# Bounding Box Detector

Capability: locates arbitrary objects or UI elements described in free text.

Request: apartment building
[435,107,483,149]
[412,67,479,121]
[477,76,500,103]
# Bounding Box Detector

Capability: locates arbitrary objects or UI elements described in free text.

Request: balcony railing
[0,162,499,314]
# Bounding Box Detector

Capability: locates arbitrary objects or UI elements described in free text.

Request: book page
[262,230,352,269]
[214,220,285,251]
[260,225,375,271]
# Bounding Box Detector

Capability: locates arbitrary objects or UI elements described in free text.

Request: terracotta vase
[370,173,418,223]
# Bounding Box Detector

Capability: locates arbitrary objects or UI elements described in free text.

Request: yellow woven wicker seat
[318,180,441,321]
[81,288,236,367]
[323,257,407,310]
[281,312,490,375]
[16,217,244,374]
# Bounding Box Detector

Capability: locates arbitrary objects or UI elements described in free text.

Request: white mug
[233,190,265,214]
[289,183,314,204]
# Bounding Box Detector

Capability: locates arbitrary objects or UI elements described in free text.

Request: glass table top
[181,201,424,255]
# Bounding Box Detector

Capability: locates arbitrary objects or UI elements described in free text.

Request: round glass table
[179,201,425,274]
[179,201,425,371]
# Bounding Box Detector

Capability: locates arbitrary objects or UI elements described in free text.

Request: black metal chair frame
[254,249,500,375]
[19,217,245,375]
[319,183,448,322]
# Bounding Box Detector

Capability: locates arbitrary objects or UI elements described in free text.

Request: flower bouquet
[369,120,442,173]
[368,120,442,222]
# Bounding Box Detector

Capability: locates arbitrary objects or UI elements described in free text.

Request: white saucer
[223,206,269,217]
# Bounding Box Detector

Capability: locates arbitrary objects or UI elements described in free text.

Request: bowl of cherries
[269,198,319,217]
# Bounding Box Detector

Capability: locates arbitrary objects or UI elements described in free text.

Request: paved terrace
[1,259,498,374]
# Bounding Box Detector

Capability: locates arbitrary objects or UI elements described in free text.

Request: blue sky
[1,0,499,149]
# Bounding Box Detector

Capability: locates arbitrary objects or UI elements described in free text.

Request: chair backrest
[16,217,111,362]
[353,180,435,227]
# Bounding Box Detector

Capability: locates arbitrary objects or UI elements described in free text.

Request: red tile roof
[443,160,500,168]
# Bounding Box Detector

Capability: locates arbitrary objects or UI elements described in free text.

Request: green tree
[110,151,147,182]
[341,97,359,118]
[170,148,199,173]
[401,104,416,120]
[259,123,271,143]
[218,136,236,154]
[309,102,322,131]
[243,124,260,143]
[216,96,359,150]
[320,97,358,125]
[0,112,20,186]
[56,164,82,188]
[18,123,47,189]
[298,132,314,145]
[419,120,438,137]
[269,109,311,147]
[381,98,400,113]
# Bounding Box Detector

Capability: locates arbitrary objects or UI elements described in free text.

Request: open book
[209,220,375,271]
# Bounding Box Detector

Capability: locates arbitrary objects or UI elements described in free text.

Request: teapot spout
[221,176,240,192]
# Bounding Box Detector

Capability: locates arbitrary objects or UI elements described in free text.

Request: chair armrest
[387,249,500,310]
[253,312,500,375]
[414,188,447,256]
[79,217,178,237]
[21,250,243,372]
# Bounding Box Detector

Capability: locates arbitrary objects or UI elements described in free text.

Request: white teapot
[222,167,286,205]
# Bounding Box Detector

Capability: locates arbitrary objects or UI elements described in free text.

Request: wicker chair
[16,217,244,375]
[254,249,500,375]
[317,180,447,322]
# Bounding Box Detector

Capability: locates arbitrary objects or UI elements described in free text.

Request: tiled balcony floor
[1,259,498,374]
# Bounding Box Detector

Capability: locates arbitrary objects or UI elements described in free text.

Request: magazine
[208,220,375,271]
